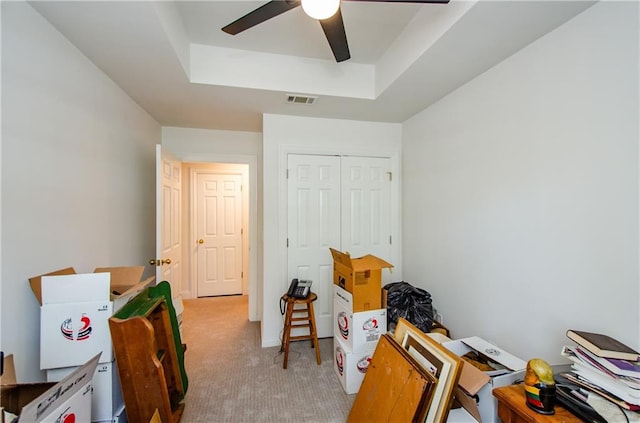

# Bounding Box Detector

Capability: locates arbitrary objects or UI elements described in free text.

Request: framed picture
[348,334,438,423]
[396,318,463,423]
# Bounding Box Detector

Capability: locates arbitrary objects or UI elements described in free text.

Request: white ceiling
[29,0,596,132]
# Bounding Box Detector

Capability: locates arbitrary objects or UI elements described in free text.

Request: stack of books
[561,329,640,412]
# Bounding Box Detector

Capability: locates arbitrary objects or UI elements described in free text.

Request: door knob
[198,239,204,244]
[149,259,157,266]
[162,258,172,265]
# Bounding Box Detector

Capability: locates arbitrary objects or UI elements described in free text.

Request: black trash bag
[384,281,434,334]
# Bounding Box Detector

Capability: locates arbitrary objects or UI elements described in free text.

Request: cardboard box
[47,360,124,422]
[28,267,154,369]
[334,286,387,353]
[330,248,392,312]
[173,295,185,338]
[100,402,126,423]
[333,337,375,394]
[0,355,56,422]
[41,299,114,369]
[29,266,153,311]
[443,337,527,423]
[94,266,143,295]
[1,353,99,423]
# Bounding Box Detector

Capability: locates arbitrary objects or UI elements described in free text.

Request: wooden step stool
[280,292,321,369]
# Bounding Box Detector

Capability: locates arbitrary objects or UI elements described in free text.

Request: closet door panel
[341,156,393,283]
[287,154,341,338]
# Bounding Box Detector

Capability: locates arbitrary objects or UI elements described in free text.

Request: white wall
[1,2,160,382]
[402,1,639,363]
[262,114,402,347]
[162,127,262,321]
[163,127,262,157]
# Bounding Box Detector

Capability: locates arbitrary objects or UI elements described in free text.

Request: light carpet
[179,295,355,423]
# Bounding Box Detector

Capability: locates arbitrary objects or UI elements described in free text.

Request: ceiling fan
[222,0,449,63]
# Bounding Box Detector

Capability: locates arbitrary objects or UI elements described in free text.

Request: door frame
[181,153,259,322]
[191,165,248,298]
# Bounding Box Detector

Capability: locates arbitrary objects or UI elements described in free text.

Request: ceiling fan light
[301,0,340,20]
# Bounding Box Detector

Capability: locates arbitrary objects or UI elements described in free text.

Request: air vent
[286,94,318,105]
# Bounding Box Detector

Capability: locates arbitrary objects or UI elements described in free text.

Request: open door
[154,145,183,299]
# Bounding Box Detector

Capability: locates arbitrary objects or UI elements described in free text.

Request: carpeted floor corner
[179,295,355,423]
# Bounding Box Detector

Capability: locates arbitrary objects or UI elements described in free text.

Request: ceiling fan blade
[222,0,301,35]
[319,7,350,62]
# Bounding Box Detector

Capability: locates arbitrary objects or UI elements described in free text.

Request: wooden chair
[280,292,321,369]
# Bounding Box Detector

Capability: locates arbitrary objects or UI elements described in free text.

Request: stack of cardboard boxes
[330,248,393,394]
[28,266,154,423]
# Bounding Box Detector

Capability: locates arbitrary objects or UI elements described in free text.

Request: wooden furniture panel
[348,334,436,423]
[493,384,582,423]
[109,283,186,423]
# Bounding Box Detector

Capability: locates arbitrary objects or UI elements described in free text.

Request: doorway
[194,168,244,297]
[180,158,258,322]
[187,162,249,296]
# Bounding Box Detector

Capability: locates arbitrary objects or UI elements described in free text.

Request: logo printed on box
[338,312,349,339]
[56,407,76,423]
[60,314,92,341]
[363,317,381,343]
[335,347,345,376]
[36,370,90,419]
[356,355,372,374]
[362,317,378,331]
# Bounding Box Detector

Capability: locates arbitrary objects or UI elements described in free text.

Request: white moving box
[333,337,375,394]
[41,299,114,369]
[38,273,113,369]
[29,267,154,370]
[442,337,527,423]
[13,354,99,423]
[47,360,124,423]
[333,285,386,353]
[173,295,185,338]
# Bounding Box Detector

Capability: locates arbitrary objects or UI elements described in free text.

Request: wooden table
[493,384,583,423]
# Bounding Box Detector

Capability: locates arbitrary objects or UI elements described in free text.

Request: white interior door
[341,156,393,281]
[155,145,182,299]
[287,154,341,338]
[196,171,243,297]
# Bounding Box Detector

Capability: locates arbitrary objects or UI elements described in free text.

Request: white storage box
[30,268,155,370]
[40,300,114,369]
[47,360,124,423]
[29,267,152,311]
[334,286,386,353]
[40,272,110,305]
[100,403,127,423]
[174,295,184,338]
[333,337,375,394]
[442,337,527,423]
[14,353,99,423]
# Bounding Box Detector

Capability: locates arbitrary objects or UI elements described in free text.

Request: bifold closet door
[287,154,341,338]
[287,154,393,338]
[341,156,392,267]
